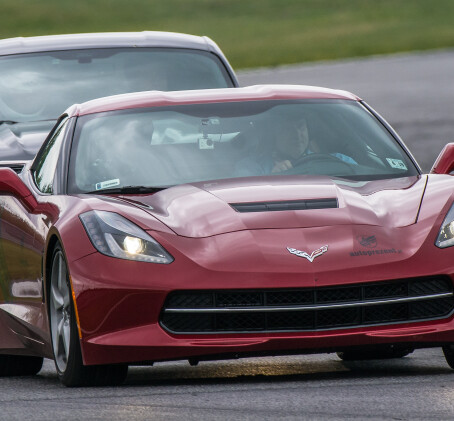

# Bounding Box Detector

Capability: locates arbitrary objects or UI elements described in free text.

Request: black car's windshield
[0,48,232,123]
[68,99,419,193]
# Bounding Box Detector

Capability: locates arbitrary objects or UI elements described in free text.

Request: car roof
[0,31,221,56]
[69,85,361,117]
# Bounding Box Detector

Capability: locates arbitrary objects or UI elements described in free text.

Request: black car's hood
[0,120,55,162]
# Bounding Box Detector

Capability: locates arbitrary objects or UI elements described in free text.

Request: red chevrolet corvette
[1,85,454,386]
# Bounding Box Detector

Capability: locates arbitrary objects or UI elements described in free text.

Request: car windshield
[68,99,419,193]
[0,48,232,123]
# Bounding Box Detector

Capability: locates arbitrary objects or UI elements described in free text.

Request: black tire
[442,345,454,369]
[0,355,43,376]
[49,243,128,387]
[337,346,414,361]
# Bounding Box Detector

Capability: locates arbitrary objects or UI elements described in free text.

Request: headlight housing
[436,204,454,248]
[80,210,174,263]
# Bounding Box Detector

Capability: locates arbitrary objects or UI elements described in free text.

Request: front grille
[160,276,454,333]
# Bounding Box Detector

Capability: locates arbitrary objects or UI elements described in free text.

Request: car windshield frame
[66,99,420,194]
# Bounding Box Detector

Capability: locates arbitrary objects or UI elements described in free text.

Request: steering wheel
[289,153,356,175]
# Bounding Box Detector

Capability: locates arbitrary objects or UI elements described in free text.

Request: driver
[271,117,358,173]
[270,118,310,173]
[235,117,356,176]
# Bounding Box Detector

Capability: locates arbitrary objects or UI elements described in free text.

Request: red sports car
[1,85,454,386]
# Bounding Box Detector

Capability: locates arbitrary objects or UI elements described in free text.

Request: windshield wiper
[0,120,20,126]
[85,185,166,195]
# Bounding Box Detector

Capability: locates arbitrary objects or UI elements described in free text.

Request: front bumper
[68,223,454,366]
[82,314,454,365]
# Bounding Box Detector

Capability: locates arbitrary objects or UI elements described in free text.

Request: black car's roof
[0,31,222,56]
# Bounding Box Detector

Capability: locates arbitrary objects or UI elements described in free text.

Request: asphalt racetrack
[3,349,454,420]
[4,50,454,420]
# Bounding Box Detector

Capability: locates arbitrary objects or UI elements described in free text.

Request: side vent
[0,163,25,174]
[230,198,338,213]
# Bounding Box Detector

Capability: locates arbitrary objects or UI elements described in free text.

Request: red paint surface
[69,85,361,117]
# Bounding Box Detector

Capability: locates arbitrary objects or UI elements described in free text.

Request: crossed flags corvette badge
[287,245,328,262]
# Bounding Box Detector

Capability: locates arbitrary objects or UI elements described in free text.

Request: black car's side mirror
[431,143,454,175]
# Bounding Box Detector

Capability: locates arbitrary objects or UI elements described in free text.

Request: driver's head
[275,117,310,160]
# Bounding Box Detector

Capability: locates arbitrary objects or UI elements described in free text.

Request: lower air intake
[161,276,454,333]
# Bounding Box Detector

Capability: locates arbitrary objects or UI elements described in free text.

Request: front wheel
[49,243,128,387]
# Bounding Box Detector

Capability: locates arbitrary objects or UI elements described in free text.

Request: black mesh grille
[163,313,214,332]
[167,293,213,308]
[364,303,408,323]
[318,308,360,328]
[316,287,361,303]
[217,292,262,307]
[161,276,454,333]
[409,278,452,296]
[409,297,454,319]
[266,290,313,306]
[267,311,314,330]
[216,313,265,331]
[364,282,407,299]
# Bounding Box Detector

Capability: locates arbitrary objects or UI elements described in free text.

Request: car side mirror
[0,167,41,212]
[431,143,454,175]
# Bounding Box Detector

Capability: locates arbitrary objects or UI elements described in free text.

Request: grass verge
[0,0,453,68]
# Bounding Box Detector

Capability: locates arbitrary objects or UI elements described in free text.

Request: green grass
[0,0,453,69]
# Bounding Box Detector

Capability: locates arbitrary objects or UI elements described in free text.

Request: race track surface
[2,349,454,420]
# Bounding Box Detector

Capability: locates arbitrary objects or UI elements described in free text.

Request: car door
[0,117,69,353]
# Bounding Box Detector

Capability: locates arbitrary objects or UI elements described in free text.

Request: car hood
[0,120,55,162]
[118,175,427,238]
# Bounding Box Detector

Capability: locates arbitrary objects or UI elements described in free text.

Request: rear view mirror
[431,143,454,175]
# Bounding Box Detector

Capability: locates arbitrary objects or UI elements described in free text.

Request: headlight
[436,204,454,248]
[79,210,174,263]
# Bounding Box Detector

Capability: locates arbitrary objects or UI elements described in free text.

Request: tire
[49,243,128,387]
[0,355,43,376]
[442,345,454,369]
[337,346,414,361]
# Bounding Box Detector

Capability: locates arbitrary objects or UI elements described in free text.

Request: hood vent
[230,198,338,213]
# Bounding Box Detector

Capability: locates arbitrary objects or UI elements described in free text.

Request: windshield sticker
[386,158,407,170]
[95,179,120,190]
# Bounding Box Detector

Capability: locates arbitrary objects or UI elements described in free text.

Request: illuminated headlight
[80,210,174,263]
[436,204,454,248]
[123,236,145,255]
